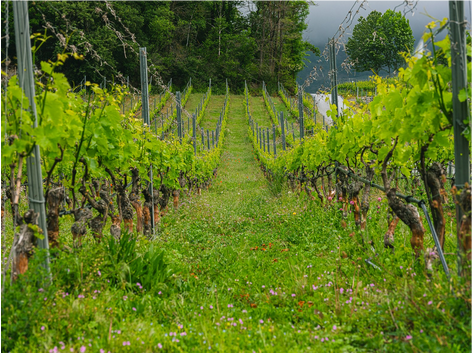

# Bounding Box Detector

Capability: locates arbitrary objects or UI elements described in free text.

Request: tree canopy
[2,1,318,93]
[346,9,415,75]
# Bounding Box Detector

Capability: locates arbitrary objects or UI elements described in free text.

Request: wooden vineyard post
[176,91,182,143]
[298,86,304,139]
[13,0,51,280]
[266,128,270,152]
[280,112,286,151]
[449,0,471,273]
[207,130,210,150]
[273,125,277,156]
[193,113,197,155]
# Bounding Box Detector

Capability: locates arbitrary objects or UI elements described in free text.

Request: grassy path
[3,95,468,352]
[198,95,226,131]
[151,95,347,351]
[184,92,204,116]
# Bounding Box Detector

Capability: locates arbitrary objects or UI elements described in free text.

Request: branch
[45,143,64,199]
[381,137,399,190]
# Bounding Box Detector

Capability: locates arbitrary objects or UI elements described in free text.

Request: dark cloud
[298,0,472,91]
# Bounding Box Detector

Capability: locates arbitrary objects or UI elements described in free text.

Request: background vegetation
[2,1,319,94]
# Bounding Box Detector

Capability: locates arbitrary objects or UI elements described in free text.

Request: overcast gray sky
[298,0,472,91]
[304,0,471,47]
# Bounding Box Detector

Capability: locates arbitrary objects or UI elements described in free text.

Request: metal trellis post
[13,0,51,278]
[139,47,154,235]
[449,0,471,273]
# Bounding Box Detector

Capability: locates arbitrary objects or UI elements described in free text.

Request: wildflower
[332,325,337,330]
[291,294,296,297]
[158,291,162,295]
[210,305,213,309]
[80,347,86,353]
[133,307,137,311]
[377,197,382,202]
[350,200,354,205]
[406,335,412,340]
[420,329,423,333]
[259,320,264,324]
[428,301,433,305]
[328,197,332,201]
[340,288,344,294]
[38,288,44,292]
[98,270,101,276]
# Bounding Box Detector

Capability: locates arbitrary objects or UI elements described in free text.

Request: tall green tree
[2,1,314,93]
[346,9,415,75]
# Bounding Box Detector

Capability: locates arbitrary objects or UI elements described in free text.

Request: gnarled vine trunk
[172,190,180,209]
[142,187,153,236]
[12,210,38,281]
[71,208,93,247]
[79,184,109,242]
[46,186,64,248]
[425,162,447,250]
[384,209,399,249]
[347,178,364,229]
[381,139,425,257]
[159,184,171,217]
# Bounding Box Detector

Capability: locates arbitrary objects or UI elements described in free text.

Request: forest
[2,1,318,93]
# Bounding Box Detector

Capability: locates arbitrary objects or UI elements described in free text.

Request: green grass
[1,95,470,352]
[198,95,227,131]
[184,93,203,116]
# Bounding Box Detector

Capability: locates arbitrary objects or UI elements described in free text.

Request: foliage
[2,104,469,351]
[346,9,415,75]
[2,1,315,93]
[103,231,171,292]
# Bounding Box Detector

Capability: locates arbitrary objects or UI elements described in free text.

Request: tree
[2,0,312,92]
[346,9,415,75]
